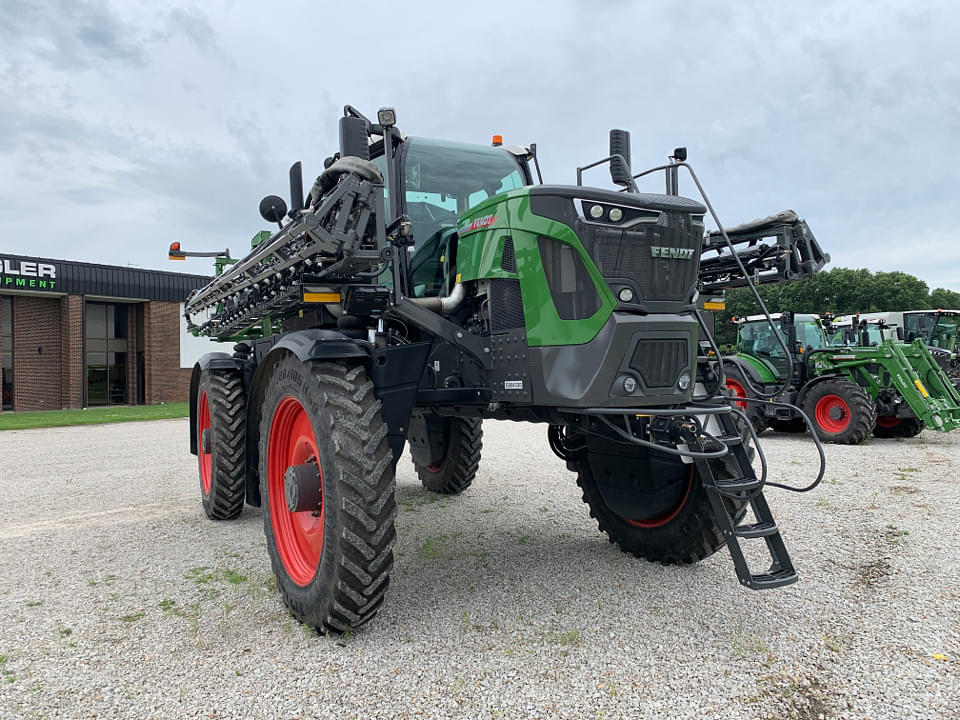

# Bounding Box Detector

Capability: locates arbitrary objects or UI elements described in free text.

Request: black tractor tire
[571,435,749,565]
[801,378,876,444]
[195,370,246,520]
[258,356,396,633]
[722,363,768,434]
[408,415,483,495]
[873,416,924,439]
[768,418,807,433]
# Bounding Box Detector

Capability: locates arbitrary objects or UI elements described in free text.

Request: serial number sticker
[504,380,524,390]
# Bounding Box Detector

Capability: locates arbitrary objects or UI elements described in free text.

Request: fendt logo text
[650,247,694,260]
[0,258,58,290]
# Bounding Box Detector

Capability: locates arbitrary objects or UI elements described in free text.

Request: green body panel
[811,340,960,432]
[457,189,616,347]
[733,353,781,384]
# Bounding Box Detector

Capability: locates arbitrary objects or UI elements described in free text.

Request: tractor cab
[371,136,534,298]
[904,310,960,354]
[734,312,827,383]
[827,314,901,347]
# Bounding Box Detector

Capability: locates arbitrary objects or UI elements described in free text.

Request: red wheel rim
[197,390,212,494]
[814,394,851,433]
[268,396,324,587]
[725,378,748,410]
[875,416,901,428]
[622,466,694,529]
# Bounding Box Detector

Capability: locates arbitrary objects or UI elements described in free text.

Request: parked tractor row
[724,312,960,443]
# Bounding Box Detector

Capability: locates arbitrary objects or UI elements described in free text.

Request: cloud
[0,0,958,294]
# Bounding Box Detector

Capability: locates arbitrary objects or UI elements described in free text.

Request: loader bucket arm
[699,210,829,293]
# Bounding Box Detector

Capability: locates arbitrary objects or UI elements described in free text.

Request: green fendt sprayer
[724,312,960,443]
[176,105,831,632]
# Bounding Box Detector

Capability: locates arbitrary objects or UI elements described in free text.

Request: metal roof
[0,254,210,302]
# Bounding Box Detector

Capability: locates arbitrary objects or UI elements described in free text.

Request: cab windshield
[929,315,958,350]
[402,138,525,296]
[737,317,826,357]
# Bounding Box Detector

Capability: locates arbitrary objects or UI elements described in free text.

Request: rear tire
[873,416,924,439]
[259,356,396,633]
[196,370,246,520]
[723,363,768,434]
[408,414,483,495]
[570,434,749,564]
[802,378,875,444]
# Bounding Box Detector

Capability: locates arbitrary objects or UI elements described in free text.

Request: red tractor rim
[197,390,212,494]
[622,466,694,529]
[268,396,324,587]
[814,394,851,433]
[725,378,748,410]
[875,416,901,428]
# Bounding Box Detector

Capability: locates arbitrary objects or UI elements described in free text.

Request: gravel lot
[0,418,957,719]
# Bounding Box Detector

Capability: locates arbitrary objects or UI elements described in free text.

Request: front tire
[873,416,924,439]
[259,356,396,633]
[570,434,748,564]
[196,370,246,520]
[802,378,876,444]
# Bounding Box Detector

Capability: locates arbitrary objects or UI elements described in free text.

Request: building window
[86,302,128,406]
[1,297,12,411]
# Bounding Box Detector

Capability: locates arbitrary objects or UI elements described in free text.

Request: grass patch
[0,402,188,431]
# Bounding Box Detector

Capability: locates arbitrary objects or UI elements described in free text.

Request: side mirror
[259,195,288,226]
[289,161,304,213]
[896,327,904,341]
[339,116,370,160]
[609,129,632,187]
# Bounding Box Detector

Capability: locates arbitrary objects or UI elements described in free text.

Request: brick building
[0,254,210,412]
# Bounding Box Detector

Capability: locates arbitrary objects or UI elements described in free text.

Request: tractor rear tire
[571,437,749,564]
[723,364,768,434]
[873,416,924,439]
[802,378,876,444]
[409,415,483,495]
[196,370,246,520]
[259,356,396,633]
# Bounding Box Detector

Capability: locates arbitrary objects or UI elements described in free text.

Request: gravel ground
[0,418,957,719]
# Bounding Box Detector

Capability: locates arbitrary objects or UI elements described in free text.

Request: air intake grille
[579,220,700,303]
[489,278,525,333]
[629,339,688,388]
[500,236,516,272]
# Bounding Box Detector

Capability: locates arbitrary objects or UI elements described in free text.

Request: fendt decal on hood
[650,246,694,260]
[459,214,498,234]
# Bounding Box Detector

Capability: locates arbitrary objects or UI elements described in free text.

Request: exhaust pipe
[410,282,466,314]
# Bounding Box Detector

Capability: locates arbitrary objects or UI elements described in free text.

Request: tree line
[713,267,960,346]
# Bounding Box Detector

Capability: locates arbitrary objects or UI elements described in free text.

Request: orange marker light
[491,134,503,147]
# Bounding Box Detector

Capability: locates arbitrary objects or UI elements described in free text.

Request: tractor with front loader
[180,105,830,633]
[724,312,960,442]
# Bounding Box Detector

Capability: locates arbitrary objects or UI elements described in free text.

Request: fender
[188,352,244,456]
[721,356,766,386]
[243,329,372,507]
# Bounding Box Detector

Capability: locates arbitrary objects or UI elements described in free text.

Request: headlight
[677,372,691,391]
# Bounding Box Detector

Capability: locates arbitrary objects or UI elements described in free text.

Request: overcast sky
[2,0,959,291]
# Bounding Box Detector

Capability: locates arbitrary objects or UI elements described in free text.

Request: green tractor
[724,312,960,442]
[179,105,831,633]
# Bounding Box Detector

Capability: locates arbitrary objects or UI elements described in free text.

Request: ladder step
[713,476,761,492]
[743,569,798,590]
[734,521,779,539]
[714,434,743,446]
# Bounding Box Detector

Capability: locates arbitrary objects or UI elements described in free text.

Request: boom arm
[698,210,829,293]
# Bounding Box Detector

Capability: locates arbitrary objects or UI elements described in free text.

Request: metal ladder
[692,411,798,590]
